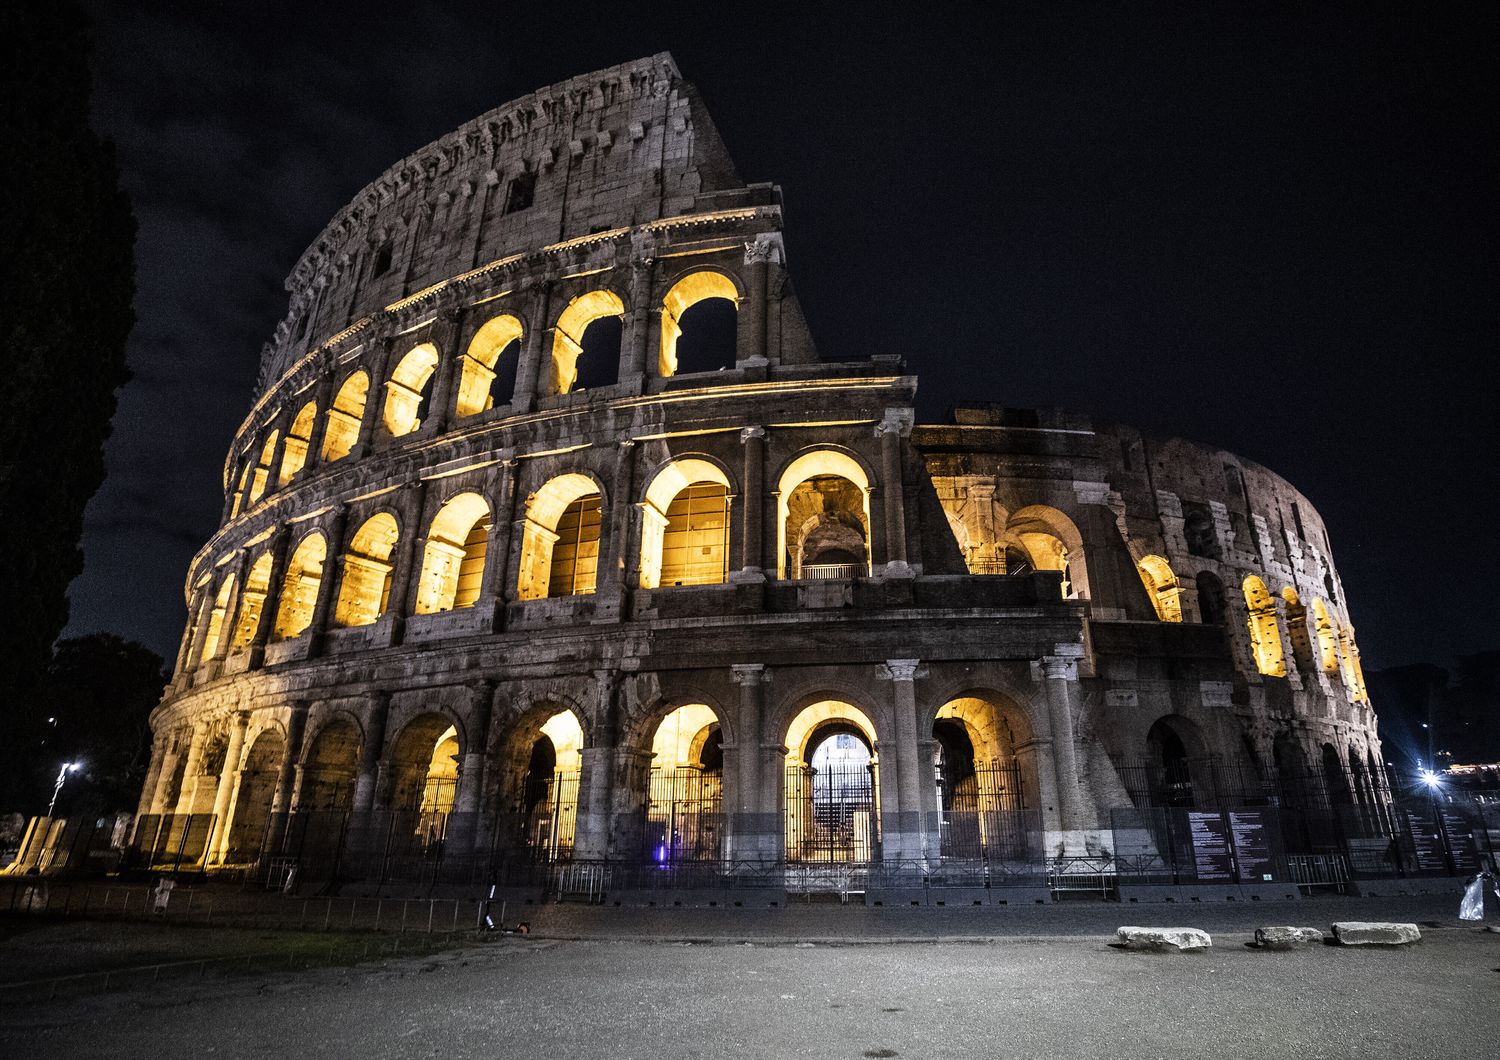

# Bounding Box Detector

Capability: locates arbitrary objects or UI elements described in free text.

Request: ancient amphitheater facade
[134,55,1387,894]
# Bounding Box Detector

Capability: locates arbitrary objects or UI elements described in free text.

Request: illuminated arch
[639,458,733,589]
[645,704,724,863]
[202,571,238,660]
[299,716,361,812]
[382,343,440,437]
[455,314,524,417]
[783,700,882,864]
[272,532,327,640]
[246,429,279,506]
[1242,575,1287,677]
[775,450,873,579]
[386,713,463,814]
[333,513,399,627]
[1311,597,1340,675]
[1335,617,1369,704]
[550,290,624,395]
[224,729,284,861]
[414,492,491,614]
[1005,505,1087,599]
[278,400,318,485]
[230,461,252,518]
[230,551,274,649]
[321,371,368,462]
[517,473,603,600]
[659,270,739,376]
[1136,555,1183,622]
[784,700,880,765]
[932,694,1037,860]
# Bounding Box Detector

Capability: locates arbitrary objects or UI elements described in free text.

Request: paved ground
[2,893,1498,1059]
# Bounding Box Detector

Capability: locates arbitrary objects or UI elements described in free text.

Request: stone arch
[1242,575,1288,677]
[642,703,726,863]
[334,512,400,627]
[638,456,733,589]
[1195,570,1227,625]
[1311,597,1340,675]
[1005,505,1088,600]
[382,342,441,437]
[932,691,1040,860]
[225,728,284,862]
[1136,555,1183,622]
[783,699,882,864]
[494,700,587,859]
[455,313,524,417]
[658,269,741,376]
[385,711,464,813]
[1281,587,1316,674]
[246,428,280,506]
[231,551,275,649]
[202,570,237,661]
[1143,714,1212,807]
[414,492,491,614]
[278,400,318,485]
[1321,742,1354,807]
[271,531,327,640]
[551,289,625,395]
[321,370,368,462]
[299,714,362,812]
[775,448,874,579]
[516,472,605,600]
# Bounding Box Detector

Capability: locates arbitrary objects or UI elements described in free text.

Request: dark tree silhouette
[0,2,137,808]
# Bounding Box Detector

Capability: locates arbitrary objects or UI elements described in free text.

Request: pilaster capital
[878,659,926,682]
[743,232,785,265]
[874,408,915,439]
[739,425,767,445]
[730,663,767,686]
[1041,653,1081,681]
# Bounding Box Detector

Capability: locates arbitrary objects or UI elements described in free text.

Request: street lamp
[46,761,82,818]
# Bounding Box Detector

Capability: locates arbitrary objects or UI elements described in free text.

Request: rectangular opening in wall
[504,172,536,214]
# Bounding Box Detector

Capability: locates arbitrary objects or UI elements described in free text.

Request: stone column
[350,692,391,815]
[1040,648,1091,848]
[622,256,653,387]
[205,712,249,863]
[509,287,549,412]
[574,670,619,860]
[875,409,914,576]
[384,482,428,633]
[478,458,518,609]
[211,550,253,662]
[172,721,210,816]
[351,337,396,459]
[732,426,767,580]
[421,312,463,436]
[453,682,494,817]
[727,664,770,860]
[148,731,184,815]
[306,504,349,654]
[300,371,337,476]
[270,701,310,816]
[740,236,782,366]
[594,441,636,620]
[880,659,931,864]
[134,735,167,821]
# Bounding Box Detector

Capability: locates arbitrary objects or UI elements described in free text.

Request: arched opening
[278,401,317,485]
[1137,555,1183,622]
[247,429,279,506]
[551,290,624,395]
[638,458,731,589]
[1004,506,1087,600]
[776,451,872,579]
[1321,743,1353,808]
[414,493,491,614]
[1183,505,1221,559]
[933,696,1037,861]
[1141,716,1211,808]
[1311,597,1340,674]
[659,270,739,376]
[271,532,327,640]
[334,513,399,627]
[1335,619,1369,703]
[230,552,274,650]
[1281,587,1316,674]
[1348,746,1377,831]
[300,718,360,813]
[384,713,461,854]
[784,702,881,864]
[645,704,724,863]
[225,730,283,863]
[1195,570,1226,625]
[321,371,368,462]
[201,572,237,661]
[516,474,602,600]
[230,460,252,518]
[1243,576,1288,676]
[505,709,583,861]
[455,314,523,417]
[382,343,440,438]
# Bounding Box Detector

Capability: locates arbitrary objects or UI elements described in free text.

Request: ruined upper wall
[262,53,749,385]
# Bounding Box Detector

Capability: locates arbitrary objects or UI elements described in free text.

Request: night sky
[69,1,1498,674]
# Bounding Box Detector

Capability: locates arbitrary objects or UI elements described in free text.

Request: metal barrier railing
[1287,853,1349,893]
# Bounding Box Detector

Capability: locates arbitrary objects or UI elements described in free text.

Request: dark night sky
[69,1,1498,674]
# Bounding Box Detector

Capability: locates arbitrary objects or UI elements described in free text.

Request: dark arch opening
[488,337,521,408]
[1147,720,1194,807]
[1196,571,1226,625]
[573,316,622,391]
[673,298,737,373]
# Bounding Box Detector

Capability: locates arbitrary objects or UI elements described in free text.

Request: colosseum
[131,54,1393,901]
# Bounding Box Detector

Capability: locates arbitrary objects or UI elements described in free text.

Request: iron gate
[644,767,723,863]
[939,761,1031,860]
[521,770,580,861]
[785,762,879,863]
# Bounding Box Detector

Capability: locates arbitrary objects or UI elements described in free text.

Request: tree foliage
[0,2,137,807]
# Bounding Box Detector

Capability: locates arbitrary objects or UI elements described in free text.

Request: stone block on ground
[1331,921,1421,945]
[1254,926,1325,949]
[1116,926,1212,951]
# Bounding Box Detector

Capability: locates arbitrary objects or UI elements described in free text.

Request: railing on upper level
[800,563,865,580]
